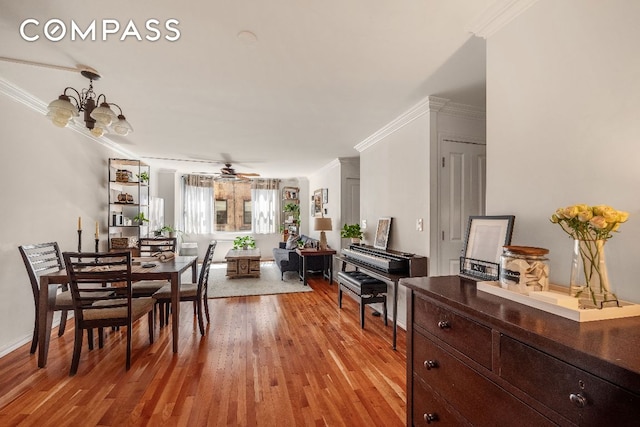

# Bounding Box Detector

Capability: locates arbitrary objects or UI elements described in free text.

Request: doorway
[436,137,486,276]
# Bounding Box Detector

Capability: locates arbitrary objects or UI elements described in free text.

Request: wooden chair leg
[70,326,83,376]
[126,323,132,371]
[148,312,154,344]
[30,315,39,354]
[360,300,365,329]
[98,328,104,349]
[204,299,210,323]
[87,329,94,350]
[203,291,210,323]
[196,299,205,335]
[383,297,388,326]
[58,310,68,336]
[338,287,343,308]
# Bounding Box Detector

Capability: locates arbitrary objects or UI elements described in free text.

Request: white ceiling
[0,0,494,178]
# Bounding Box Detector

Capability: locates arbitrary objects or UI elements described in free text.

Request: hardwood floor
[0,274,407,426]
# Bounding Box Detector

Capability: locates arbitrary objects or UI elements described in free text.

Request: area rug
[207,262,312,298]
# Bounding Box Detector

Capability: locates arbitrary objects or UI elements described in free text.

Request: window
[215,199,228,225]
[243,200,252,225]
[183,175,278,234]
[213,180,251,232]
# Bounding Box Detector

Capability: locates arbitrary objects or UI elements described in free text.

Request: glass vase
[570,239,619,309]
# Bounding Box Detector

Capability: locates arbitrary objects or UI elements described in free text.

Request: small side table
[295,248,337,286]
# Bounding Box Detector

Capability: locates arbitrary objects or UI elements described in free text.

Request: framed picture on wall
[313,189,323,217]
[322,188,328,204]
[373,217,392,250]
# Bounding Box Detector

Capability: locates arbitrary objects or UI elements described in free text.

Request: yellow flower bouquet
[550,204,629,308]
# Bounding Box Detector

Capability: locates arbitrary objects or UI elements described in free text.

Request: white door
[437,138,486,276]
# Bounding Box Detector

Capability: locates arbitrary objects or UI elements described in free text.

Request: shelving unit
[281,186,300,239]
[108,158,150,251]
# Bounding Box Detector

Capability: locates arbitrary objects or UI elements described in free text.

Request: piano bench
[337,271,388,329]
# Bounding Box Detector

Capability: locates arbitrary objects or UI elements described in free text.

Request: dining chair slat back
[18,242,70,353]
[62,251,155,375]
[138,237,177,256]
[153,241,217,335]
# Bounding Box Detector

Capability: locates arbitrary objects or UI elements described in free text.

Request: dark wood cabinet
[402,276,640,426]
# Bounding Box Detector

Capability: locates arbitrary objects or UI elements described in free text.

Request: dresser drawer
[413,294,492,369]
[249,259,260,273]
[500,335,640,426]
[412,378,469,426]
[413,331,554,426]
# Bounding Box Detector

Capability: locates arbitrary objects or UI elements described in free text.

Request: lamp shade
[47,95,79,124]
[314,217,332,231]
[112,115,133,135]
[90,102,117,126]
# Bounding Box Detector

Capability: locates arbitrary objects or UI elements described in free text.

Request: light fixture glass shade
[90,102,117,126]
[46,111,71,127]
[47,96,78,121]
[314,217,332,231]
[90,122,108,137]
[112,115,133,135]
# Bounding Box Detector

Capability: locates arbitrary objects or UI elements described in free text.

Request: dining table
[37,255,198,368]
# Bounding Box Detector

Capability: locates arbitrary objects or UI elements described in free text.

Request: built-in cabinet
[402,275,640,426]
[108,158,150,251]
[281,186,300,239]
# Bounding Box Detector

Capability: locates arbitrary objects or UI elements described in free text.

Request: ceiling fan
[214,162,260,180]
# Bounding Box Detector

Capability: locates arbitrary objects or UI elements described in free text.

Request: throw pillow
[285,234,299,250]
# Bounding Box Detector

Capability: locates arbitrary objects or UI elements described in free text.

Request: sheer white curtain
[182,175,215,234]
[251,179,280,234]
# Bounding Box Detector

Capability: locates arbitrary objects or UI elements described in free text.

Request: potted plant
[233,235,256,250]
[136,171,149,183]
[133,212,149,225]
[154,225,180,238]
[340,223,363,244]
[283,202,300,223]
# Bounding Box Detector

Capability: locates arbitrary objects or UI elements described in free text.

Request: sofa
[272,235,324,280]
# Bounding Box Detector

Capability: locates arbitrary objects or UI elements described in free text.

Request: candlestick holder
[95,238,99,253]
[77,230,82,252]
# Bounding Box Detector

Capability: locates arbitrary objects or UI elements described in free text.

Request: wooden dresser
[400,276,640,426]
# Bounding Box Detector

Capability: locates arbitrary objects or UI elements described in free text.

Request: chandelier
[46,70,132,137]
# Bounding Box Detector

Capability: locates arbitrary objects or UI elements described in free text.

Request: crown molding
[354,96,485,153]
[0,77,138,158]
[467,0,540,39]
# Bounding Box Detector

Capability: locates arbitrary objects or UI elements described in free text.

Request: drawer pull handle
[569,392,588,408]
[437,320,450,329]
[423,360,439,370]
[424,413,439,423]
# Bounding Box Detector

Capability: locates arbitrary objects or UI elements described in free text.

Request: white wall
[487,0,640,302]
[0,95,120,356]
[358,98,485,327]
[308,160,342,250]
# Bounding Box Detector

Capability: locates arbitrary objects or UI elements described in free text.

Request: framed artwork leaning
[373,217,392,250]
[459,215,515,281]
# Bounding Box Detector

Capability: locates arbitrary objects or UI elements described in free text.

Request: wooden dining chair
[18,242,72,354]
[63,251,155,376]
[131,237,178,297]
[152,241,216,335]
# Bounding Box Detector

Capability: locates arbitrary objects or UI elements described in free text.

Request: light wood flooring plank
[0,275,406,426]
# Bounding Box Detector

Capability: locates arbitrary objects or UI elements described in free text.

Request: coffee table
[225,248,261,278]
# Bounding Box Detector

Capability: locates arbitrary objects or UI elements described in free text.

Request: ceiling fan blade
[237,172,260,177]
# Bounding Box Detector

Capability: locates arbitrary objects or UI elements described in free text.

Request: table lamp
[314,217,332,250]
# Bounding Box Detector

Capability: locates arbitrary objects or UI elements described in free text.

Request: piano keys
[341,244,427,277]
